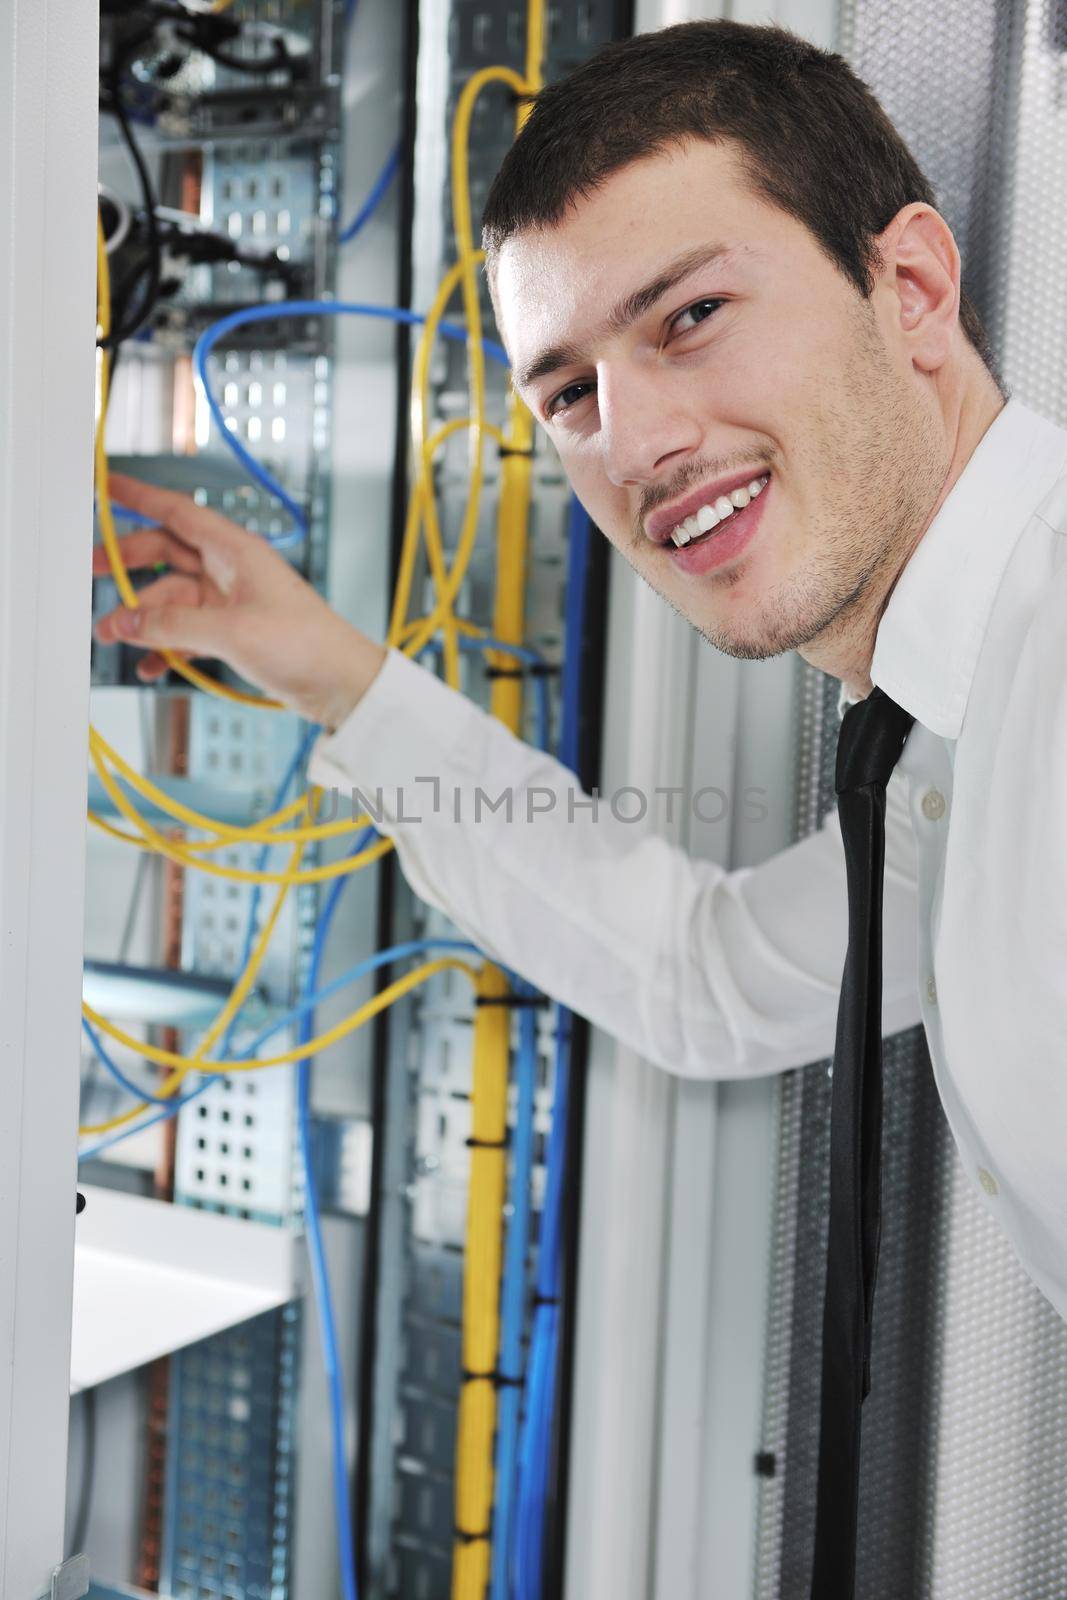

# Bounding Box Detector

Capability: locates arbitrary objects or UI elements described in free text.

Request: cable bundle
[85,4,570,1597]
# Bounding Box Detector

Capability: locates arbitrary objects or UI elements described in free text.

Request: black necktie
[810,685,915,1600]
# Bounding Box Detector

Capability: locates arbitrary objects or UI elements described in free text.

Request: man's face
[495,139,946,664]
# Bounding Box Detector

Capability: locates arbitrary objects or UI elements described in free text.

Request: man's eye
[546,380,595,419]
[671,297,725,335]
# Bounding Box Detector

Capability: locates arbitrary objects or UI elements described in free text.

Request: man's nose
[597,363,703,488]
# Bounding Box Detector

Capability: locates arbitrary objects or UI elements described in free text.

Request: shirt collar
[836,396,1067,735]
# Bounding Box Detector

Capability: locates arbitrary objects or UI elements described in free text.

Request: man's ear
[873,202,961,375]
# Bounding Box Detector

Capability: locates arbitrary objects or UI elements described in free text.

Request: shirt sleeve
[307,647,923,1080]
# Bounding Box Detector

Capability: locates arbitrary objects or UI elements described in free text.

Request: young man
[94,21,1067,1322]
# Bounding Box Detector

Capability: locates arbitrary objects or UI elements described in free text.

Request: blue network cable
[511,1013,570,1600]
[421,634,551,754]
[81,1016,200,1108]
[490,987,540,1598]
[296,827,375,1600]
[192,302,509,550]
[339,144,400,243]
[76,935,484,1162]
[509,496,593,1598]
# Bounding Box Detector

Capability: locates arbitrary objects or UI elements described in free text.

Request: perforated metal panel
[754,3,1067,1592]
[139,7,342,1594]
[162,1305,302,1600]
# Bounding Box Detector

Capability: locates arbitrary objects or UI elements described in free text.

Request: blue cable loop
[339,144,400,243]
[81,1017,200,1108]
[297,827,375,1600]
[77,932,484,1163]
[192,302,509,551]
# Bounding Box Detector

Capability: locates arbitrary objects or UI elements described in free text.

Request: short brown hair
[483,19,1005,395]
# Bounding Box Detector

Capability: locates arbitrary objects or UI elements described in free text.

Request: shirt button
[926,975,937,1004]
[977,1167,999,1197]
[921,788,946,820]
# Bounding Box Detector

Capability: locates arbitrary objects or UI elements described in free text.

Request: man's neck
[804,378,1007,702]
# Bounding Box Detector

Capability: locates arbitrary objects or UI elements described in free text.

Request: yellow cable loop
[95,217,283,713]
[81,803,306,1134]
[389,68,528,682]
[89,738,393,887]
[89,725,382,848]
[82,956,482,1088]
[488,33,543,736]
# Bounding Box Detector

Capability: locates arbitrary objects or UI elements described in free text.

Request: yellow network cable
[446,3,546,1592]
[83,955,482,1107]
[95,223,282,712]
[88,726,381,849]
[453,964,511,1595]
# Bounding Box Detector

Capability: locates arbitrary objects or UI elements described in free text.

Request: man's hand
[93,474,387,731]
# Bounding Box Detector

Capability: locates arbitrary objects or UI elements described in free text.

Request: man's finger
[94,574,205,646]
[92,528,203,578]
[134,651,174,683]
[107,601,222,659]
[108,474,248,553]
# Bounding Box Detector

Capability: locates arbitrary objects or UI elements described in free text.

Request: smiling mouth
[662,474,771,549]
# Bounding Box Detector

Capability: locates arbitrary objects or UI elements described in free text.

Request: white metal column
[0,1,98,1595]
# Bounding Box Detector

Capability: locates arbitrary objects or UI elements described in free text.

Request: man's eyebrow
[517,242,746,392]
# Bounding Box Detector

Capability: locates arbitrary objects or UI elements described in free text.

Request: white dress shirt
[309,395,1067,1322]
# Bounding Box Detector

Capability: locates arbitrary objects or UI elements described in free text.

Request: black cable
[543,523,611,1600]
[99,36,163,351]
[354,0,420,1583]
[68,1388,97,1558]
[182,36,292,76]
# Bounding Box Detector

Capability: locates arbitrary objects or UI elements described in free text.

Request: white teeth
[666,475,769,549]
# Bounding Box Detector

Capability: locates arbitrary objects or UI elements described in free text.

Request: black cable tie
[460,1365,523,1391]
[484,662,560,680]
[531,1293,559,1308]
[465,1134,509,1150]
[474,992,551,1009]
[454,1525,489,1544]
[498,444,535,458]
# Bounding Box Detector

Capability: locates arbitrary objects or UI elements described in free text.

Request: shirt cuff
[306,646,479,793]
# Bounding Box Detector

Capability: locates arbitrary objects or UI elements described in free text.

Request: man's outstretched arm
[309,645,922,1079]
[94,478,922,1079]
